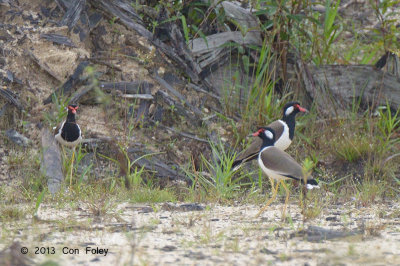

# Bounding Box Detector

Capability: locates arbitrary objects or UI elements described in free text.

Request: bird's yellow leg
[256,178,280,217]
[70,147,75,187]
[61,145,66,162]
[280,180,290,219]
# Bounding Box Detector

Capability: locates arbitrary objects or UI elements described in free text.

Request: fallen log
[190,1,262,70]
[59,0,86,30]
[99,81,153,94]
[155,123,208,143]
[187,83,221,101]
[191,31,261,68]
[41,128,64,195]
[54,0,68,11]
[153,73,203,118]
[40,33,76,47]
[126,147,188,181]
[300,64,400,116]
[120,94,153,100]
[220,1,260,29]
[92,0,201,84]
[69,85,93,103]
[0,88,23,110]
[155,7,202,80]
[89,58,122,72]
[134,82,152,124]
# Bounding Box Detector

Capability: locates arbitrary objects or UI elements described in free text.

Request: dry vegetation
[0,0,400,265]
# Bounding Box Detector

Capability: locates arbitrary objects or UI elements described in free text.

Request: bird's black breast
[61,122,81,142]
[283,117,295,140]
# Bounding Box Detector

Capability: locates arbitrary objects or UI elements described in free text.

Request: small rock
[138,207,153,213]
[260,248,278,255]
[5,129,29,146]
[179,203,205,211]
[162,203,205,212]
[325,216,339,221]
[184,251,206,260]
[6,70,13,82]
[161,245,176,252]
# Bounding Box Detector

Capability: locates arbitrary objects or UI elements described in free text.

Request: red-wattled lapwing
[253,127,319,217]
[54,104,82,186]
[232,102,307,170]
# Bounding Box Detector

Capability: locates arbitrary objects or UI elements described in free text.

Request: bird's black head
[67,104,78,115]
[253,127,275,147]
[282,101,307,118]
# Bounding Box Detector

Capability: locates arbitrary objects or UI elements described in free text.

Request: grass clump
[334,134,372,163]
[184,140,255,201]
[356,180,385,207]
[0,206,27,222]
[299,190,324,221]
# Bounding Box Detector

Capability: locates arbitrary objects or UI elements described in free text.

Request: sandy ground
[1,201,400,265]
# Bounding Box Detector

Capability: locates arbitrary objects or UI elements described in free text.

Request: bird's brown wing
[53,120,65,136]
[53,124,61,135]
[232,120,284,168]
[234,137,263,164]
[260,147,304,180]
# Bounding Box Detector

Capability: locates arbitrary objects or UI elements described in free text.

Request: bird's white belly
[274,120,291,150]
[55,133,82,148]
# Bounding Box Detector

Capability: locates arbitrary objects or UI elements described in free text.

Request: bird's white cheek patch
[285,106,294,116]
[265,130,273,140]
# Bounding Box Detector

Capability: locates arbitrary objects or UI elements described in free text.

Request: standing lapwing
[232,102,307,170]
[54,104,82,186]
[253,127,319,217]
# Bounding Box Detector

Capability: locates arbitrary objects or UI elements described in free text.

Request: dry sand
[1,201,400,265]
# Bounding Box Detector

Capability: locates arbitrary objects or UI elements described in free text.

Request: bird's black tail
[231,159,243,171]
[231,153,258,171]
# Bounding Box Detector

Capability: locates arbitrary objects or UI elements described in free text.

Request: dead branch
[43,61,89,104]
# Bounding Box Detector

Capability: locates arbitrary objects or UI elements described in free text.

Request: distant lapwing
[54,104,82,186]
[253,127,319,217]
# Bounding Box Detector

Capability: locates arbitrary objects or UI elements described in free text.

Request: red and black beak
[67,105,78,114]
[295,104,307,113]
[252,128,264,137]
